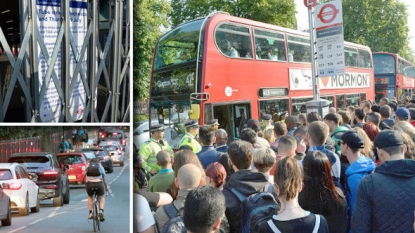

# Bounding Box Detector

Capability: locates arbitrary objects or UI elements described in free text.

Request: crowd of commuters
[135,96,415,233]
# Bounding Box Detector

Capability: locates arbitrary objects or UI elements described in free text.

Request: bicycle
[91,187,101,232]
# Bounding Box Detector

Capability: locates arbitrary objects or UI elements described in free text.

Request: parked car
[8,152,70,207]
[82,148,113,173]
[0,183,12,226]
[100,143,124,167]
[56,152,89,185]
[105,129,127,147]
[0,163,39,216]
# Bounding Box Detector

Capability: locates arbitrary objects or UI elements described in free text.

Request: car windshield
[57,155,84,165]
[84,149,107,157]
[0,169,13,180]
[103,146,117,151]
[82,151,97,161]
[9,156,51,168]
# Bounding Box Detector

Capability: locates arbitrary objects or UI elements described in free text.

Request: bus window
[336,94,345,109]
[373,54,396,74]
[361,93,366,101]
[253,29,285,61]
[292,97,313,114]
[287,35,311,63]
[259,99,289,121]
[346,94,360,107]
[345,46,358,67]
[359,49,372,68]
[215,23,252,58]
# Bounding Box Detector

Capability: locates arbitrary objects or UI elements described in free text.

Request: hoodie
[222,170,270,233]
[345,155,376,216]
[352,159,415,233]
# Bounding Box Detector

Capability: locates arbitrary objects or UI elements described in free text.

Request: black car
[82,148,113,173]
[105,129,127,147]
[0,183,12,226]
[8,152,70,207]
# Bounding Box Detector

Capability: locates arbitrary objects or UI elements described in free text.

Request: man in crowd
[139,124,174,175]
[197,126,219,168]
[148,150,174,193]
[184,186,226,233]
[379,105,394,130]
[246,119,269,148]
[222,140,271,232]
[339,130,376,217]
[324,113,349,154]
[179,120,202,153]
[155,163,203,231]
[205,119,220,132]
[352,130,415,232]
[215,129,228,153]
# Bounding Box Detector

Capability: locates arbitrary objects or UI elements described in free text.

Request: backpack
[161,204,186,233]
[230,187,280,233]
[267,214,321,233]
[86,162,101,176]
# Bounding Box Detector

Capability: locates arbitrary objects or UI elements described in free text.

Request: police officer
[205,119,220,131]
[261,114,274,132]
[138,124,174,175]
[179,120,202,153]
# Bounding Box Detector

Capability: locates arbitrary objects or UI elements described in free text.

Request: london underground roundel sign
[317,3,340,24]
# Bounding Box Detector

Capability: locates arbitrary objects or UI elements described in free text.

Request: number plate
[68,175,76,180]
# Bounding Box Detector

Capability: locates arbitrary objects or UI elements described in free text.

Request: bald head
[176,163,202,189]
[215,128,228,146]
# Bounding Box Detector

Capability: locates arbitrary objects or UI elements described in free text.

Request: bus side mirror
[189,104,200,120]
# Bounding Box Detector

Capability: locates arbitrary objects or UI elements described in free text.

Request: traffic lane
[2,161,130,233]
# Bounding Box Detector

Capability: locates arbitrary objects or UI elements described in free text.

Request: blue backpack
[230,187,280,233]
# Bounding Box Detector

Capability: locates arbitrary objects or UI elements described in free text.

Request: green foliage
[170,0,296,29]
[342,0,414,63]
[0,127,56,140]
[133,0,171,101]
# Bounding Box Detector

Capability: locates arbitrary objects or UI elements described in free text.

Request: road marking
[47,211,67,218]
[30,219,44,224]
[8,226,27,233]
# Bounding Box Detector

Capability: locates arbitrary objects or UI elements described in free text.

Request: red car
[56,152,88,185]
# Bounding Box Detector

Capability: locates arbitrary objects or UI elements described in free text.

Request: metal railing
[0,0,130,122]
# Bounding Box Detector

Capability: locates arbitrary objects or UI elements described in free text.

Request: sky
[294,0,415,51]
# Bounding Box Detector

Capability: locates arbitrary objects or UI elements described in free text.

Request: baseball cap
[374,130,404,149]
[340,130,364,149]
[395,107,410,120]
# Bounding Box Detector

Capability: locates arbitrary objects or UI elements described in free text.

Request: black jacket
[222,170,271,233]
[351,159,415,233]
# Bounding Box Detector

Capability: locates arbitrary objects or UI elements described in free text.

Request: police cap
[184,120,200,128]
[150,124,164,132]
[262,114,272,121]
[206,119,220,126]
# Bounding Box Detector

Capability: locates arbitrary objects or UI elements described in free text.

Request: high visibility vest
[138,138,173,173]
[179,132,201,153]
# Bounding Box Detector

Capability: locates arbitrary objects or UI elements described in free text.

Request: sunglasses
[338,141,345,146]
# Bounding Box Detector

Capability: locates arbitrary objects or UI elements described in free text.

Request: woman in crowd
[299,151,348,233]
[205,162,227,190]
[393,121,415,140]
[354,127,375,161]
[259,157,329,232]
[264,128,276,145]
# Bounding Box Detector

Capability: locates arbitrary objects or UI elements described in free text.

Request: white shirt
[134,194,155,232]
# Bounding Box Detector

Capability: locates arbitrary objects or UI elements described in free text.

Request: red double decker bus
[149,12,374,148]
[372,52,415,102]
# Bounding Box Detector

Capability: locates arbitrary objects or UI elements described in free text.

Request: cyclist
[85,158,109,221]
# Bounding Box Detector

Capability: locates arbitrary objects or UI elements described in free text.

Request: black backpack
[161,204,186,233]
[230,187,280,233]
[86,162,101,176]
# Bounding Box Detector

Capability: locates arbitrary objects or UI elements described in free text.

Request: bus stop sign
[304,0,317,9]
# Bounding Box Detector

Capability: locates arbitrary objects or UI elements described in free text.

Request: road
[0,159,131,233]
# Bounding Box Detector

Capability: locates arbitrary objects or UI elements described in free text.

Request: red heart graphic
[321,77,329,87]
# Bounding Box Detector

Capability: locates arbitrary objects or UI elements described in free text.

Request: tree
[170,0,296,29]
[133,0,171,101]
[342,0,414,62]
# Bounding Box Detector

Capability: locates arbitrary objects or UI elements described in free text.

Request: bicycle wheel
[93,200,99,232]
[96,202,101,231]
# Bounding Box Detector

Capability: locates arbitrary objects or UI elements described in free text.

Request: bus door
[209,103,251,142]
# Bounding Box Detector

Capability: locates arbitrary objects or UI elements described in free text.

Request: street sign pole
[308,8,319,101]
